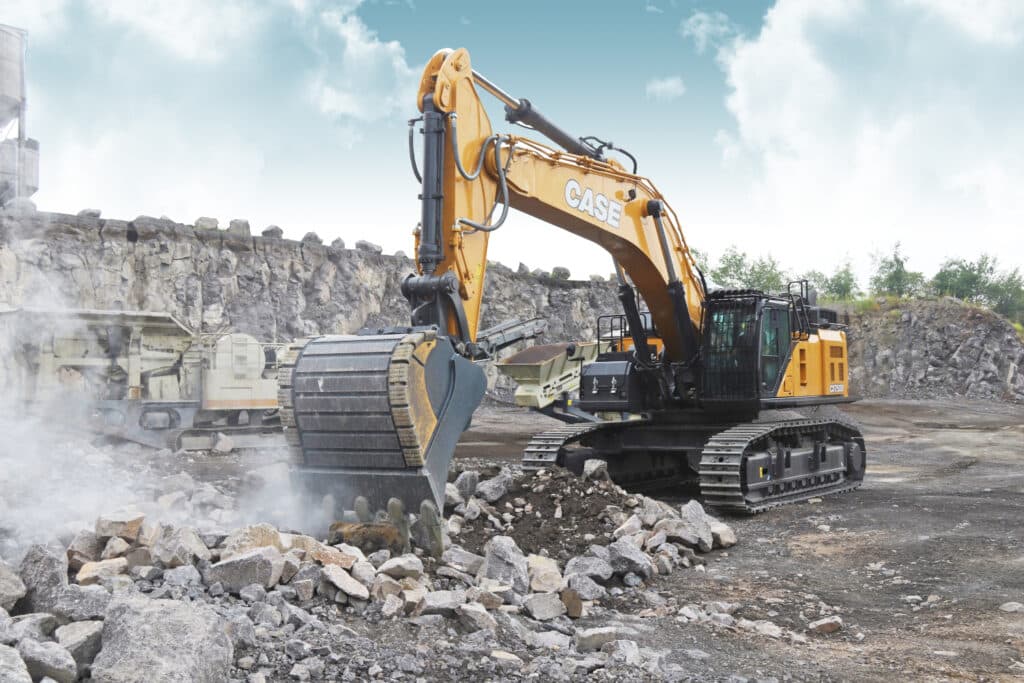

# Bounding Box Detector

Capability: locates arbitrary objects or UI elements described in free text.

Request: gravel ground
[457,399,1024,681]
[2,398,1021,682]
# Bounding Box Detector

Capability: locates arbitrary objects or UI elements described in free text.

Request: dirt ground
[457,399,1024,682]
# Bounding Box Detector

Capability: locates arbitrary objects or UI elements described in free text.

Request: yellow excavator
[280,48,865,520]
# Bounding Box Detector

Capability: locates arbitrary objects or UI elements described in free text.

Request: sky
[2,0,1022,285]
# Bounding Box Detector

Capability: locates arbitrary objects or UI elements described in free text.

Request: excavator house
[279,48,866,521]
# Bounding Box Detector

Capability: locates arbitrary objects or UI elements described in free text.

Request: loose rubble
[0,457,743,681]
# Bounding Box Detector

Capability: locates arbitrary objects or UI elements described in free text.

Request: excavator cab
[700,290,792,411]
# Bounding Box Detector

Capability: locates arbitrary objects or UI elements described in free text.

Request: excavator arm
[407,48,705,363]
[283,48,708,521]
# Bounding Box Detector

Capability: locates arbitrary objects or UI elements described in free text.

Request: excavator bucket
[279,331,486,517]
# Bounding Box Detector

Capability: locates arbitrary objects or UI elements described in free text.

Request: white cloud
[645,76,686,101]
[903,0,1024,46]
[307,7,417,127]
[713,0,1024,274]
[1,0,71,39]
[645,4,664,14]
[84,0,266,62]
[680,10,736,53]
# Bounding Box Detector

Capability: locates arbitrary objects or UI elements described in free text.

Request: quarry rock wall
[0,206,1020,402]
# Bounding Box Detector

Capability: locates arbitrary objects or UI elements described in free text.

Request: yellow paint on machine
[776,328,850,398]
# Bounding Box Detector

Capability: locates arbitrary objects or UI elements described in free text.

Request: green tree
[709,246,749,288]
[985,267,1024,323]
[870,244,925,298]
[823,260,861,300]
[746,255,787,293]
[931,255,996,302]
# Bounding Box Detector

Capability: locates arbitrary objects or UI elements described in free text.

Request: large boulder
[16,639,76,683]
[564,555,613,582]
[475,469,514,503]
[55,620,103,676]
[51,584,111,623]
[476,536,528,594]
[152,527,211,568]
[95,511,146,543]
[607,539,654,579]
[0,643,31,683]
[676,500,714,552]
[17,545,68,613]
[205,547,284,593]
[219,524,283,560]
[0,561,26,611]
[90,597,232,683]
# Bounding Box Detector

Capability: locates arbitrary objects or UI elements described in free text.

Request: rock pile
[0,462,739,681]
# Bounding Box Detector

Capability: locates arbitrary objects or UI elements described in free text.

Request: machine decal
[828,383,844,393]
[564,179,622,228]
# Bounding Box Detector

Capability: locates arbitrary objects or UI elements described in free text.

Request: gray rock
[416,589,466,617]
[152,527,211,568]
[476,536,529,594]
[301,232,322,244]
[523,593,566,621]
[51,584,111,623]
[0,561,26,611]
[677,500,714,552]
[551,266,571,280]
[55,620,103,676]
[261,224,283,238]
[205,546,283,593]
[999,601,1024,612]
[95,511,146,542]
[16,639,76,683]
[564,556,613,582]
[321,566,368,600]
[582,459,609,481]
[366,550,391,569]
[377,555,423,580]
[194,217,219,230]
[607,539,654,578]
[567,574,607,600]
[77,208,102,218]
[456,602,496,632]
[442,546,485,575]
[238,584,266,603]
[710,519,737,548]
[355,240,382,254]
[90,597,232,682]
[444,483,464,509]
[163,565,203,587]
[0,643,31,683]
[17,545,68,613]
[475,468,514,503]
[66,531,103,571]
[530,630,571,650]
[330,237,345,249]
[808,615,843,634]
[350,561,376,587]
[225,614,256,650]
[227,219,250,236]
[454,471,479,501]
[574,626,636,652]
[612,514,643,539]
[3,613,57,643]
